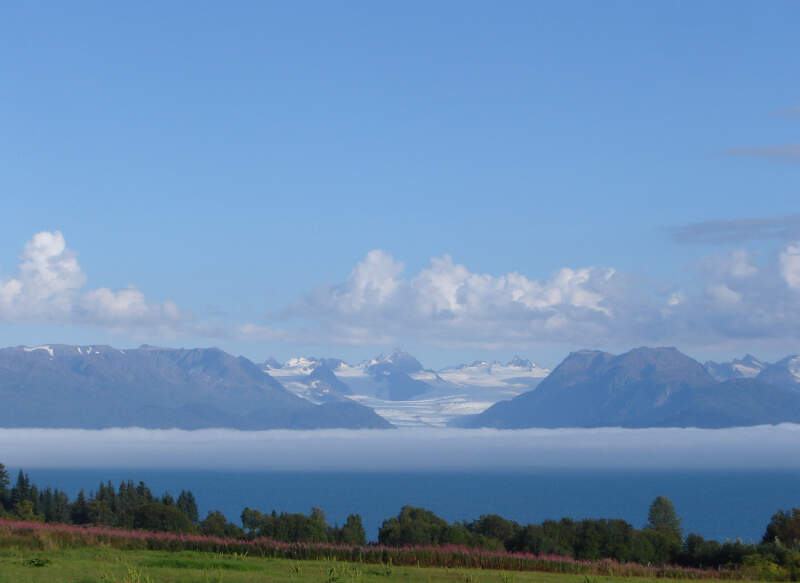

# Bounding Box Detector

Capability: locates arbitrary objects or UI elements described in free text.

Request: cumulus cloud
[9,230,800,350]
[257,242,800,349]
[780,243,800,291]
[283,251,618,346]
[0,231,187,334]
[4,426,800,470]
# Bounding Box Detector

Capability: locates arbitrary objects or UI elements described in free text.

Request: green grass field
[0,547,769,583]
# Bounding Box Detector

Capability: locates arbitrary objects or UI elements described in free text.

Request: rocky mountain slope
[457,347,800,429]
[0,345,391,429]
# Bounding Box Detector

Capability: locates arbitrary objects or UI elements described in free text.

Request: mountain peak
[367,350,423,374]
[0,344,391,430]
[704,354,767,382]
[507,356,533,368]
[458,345,800,429]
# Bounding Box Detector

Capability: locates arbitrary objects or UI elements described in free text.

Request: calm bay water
[17,468,800,543]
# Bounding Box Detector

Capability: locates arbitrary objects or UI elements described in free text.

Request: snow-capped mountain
[459,347,800,429]
[263,357,351,404]
[704,354,767,382]
[756,355,800,392]
[264,351,550,427]
[0,345,391,430]
[438,357,550,390]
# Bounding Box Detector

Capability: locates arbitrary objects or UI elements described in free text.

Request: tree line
[0,463,364,544]
[2,463,800,576]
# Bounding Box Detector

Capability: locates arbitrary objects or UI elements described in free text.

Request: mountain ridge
[0,344,392,430]
[456,346,800,429]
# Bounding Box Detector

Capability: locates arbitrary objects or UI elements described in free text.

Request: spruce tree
[646,495,682,539]
[177,490,199,524]
[0,463,9,510]
[71,490,91,524]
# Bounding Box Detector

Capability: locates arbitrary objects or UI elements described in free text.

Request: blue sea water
[15,469,800,543]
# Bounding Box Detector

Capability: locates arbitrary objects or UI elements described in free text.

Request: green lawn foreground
[0,548,772,583]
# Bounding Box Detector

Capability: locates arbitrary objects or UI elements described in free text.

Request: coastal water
[18,468,800,543]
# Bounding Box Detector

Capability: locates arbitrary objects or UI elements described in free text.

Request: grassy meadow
[0,547,771,583]
[0,519,778,583]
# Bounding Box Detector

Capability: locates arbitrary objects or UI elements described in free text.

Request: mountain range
[457,347,800,429]
[264,351,549,426]
[3,343,800,430]
[0,345,391,430]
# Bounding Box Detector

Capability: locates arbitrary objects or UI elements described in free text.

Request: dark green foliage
[241,507,332,542]
[338,513,367,545]
[71,490,91,524]
[763,508,800,547]
[200,509,244,538]
[0,463,9,510]
[644,496,683,563]
[377,505,493,548]
[240,506,366,545]
[177,490,199,524]
[37,487,71,523]
[10,470,31,509]
[679,533,759,569]
[469,514,520,544]
[378,505,452,546]
[13,499,43,521]
[133,502,194,533]
[5,458,800,577]
[647,496,682,539]
[0,463,196,535]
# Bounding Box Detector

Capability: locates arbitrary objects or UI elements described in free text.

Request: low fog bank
[2,425,800,470]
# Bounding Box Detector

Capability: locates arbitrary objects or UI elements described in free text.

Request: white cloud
[8,232,800,351]
[0,230,187,333]
[288,251,618,347]
[726,249,758,278]
[780,242,800,291]
[277,243,800,349]
[4,426,800,470]
[706,284,743,306]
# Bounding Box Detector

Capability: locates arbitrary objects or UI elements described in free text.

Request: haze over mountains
[2,344,800,430]
[264,351,549,427]
[458,347,800,429]
[0,345,391,430]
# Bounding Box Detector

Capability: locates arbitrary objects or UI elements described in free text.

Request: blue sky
[2,1,800,368]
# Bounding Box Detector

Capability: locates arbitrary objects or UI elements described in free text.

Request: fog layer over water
[3,425,800,470]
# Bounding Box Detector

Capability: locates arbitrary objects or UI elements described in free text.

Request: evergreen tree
[13,499,44,522]
[177,490,199,524]
[52,490,71,523]
[71,490,91,524]
[763,508,800,545]
[133,502,194,533]
[200,510,244,538]
[0,463,9,510]
[645,496,682,564]
[10,470,30,507]
[339,514,367,545]
[646,496,682,539]
[135,481,153,503]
